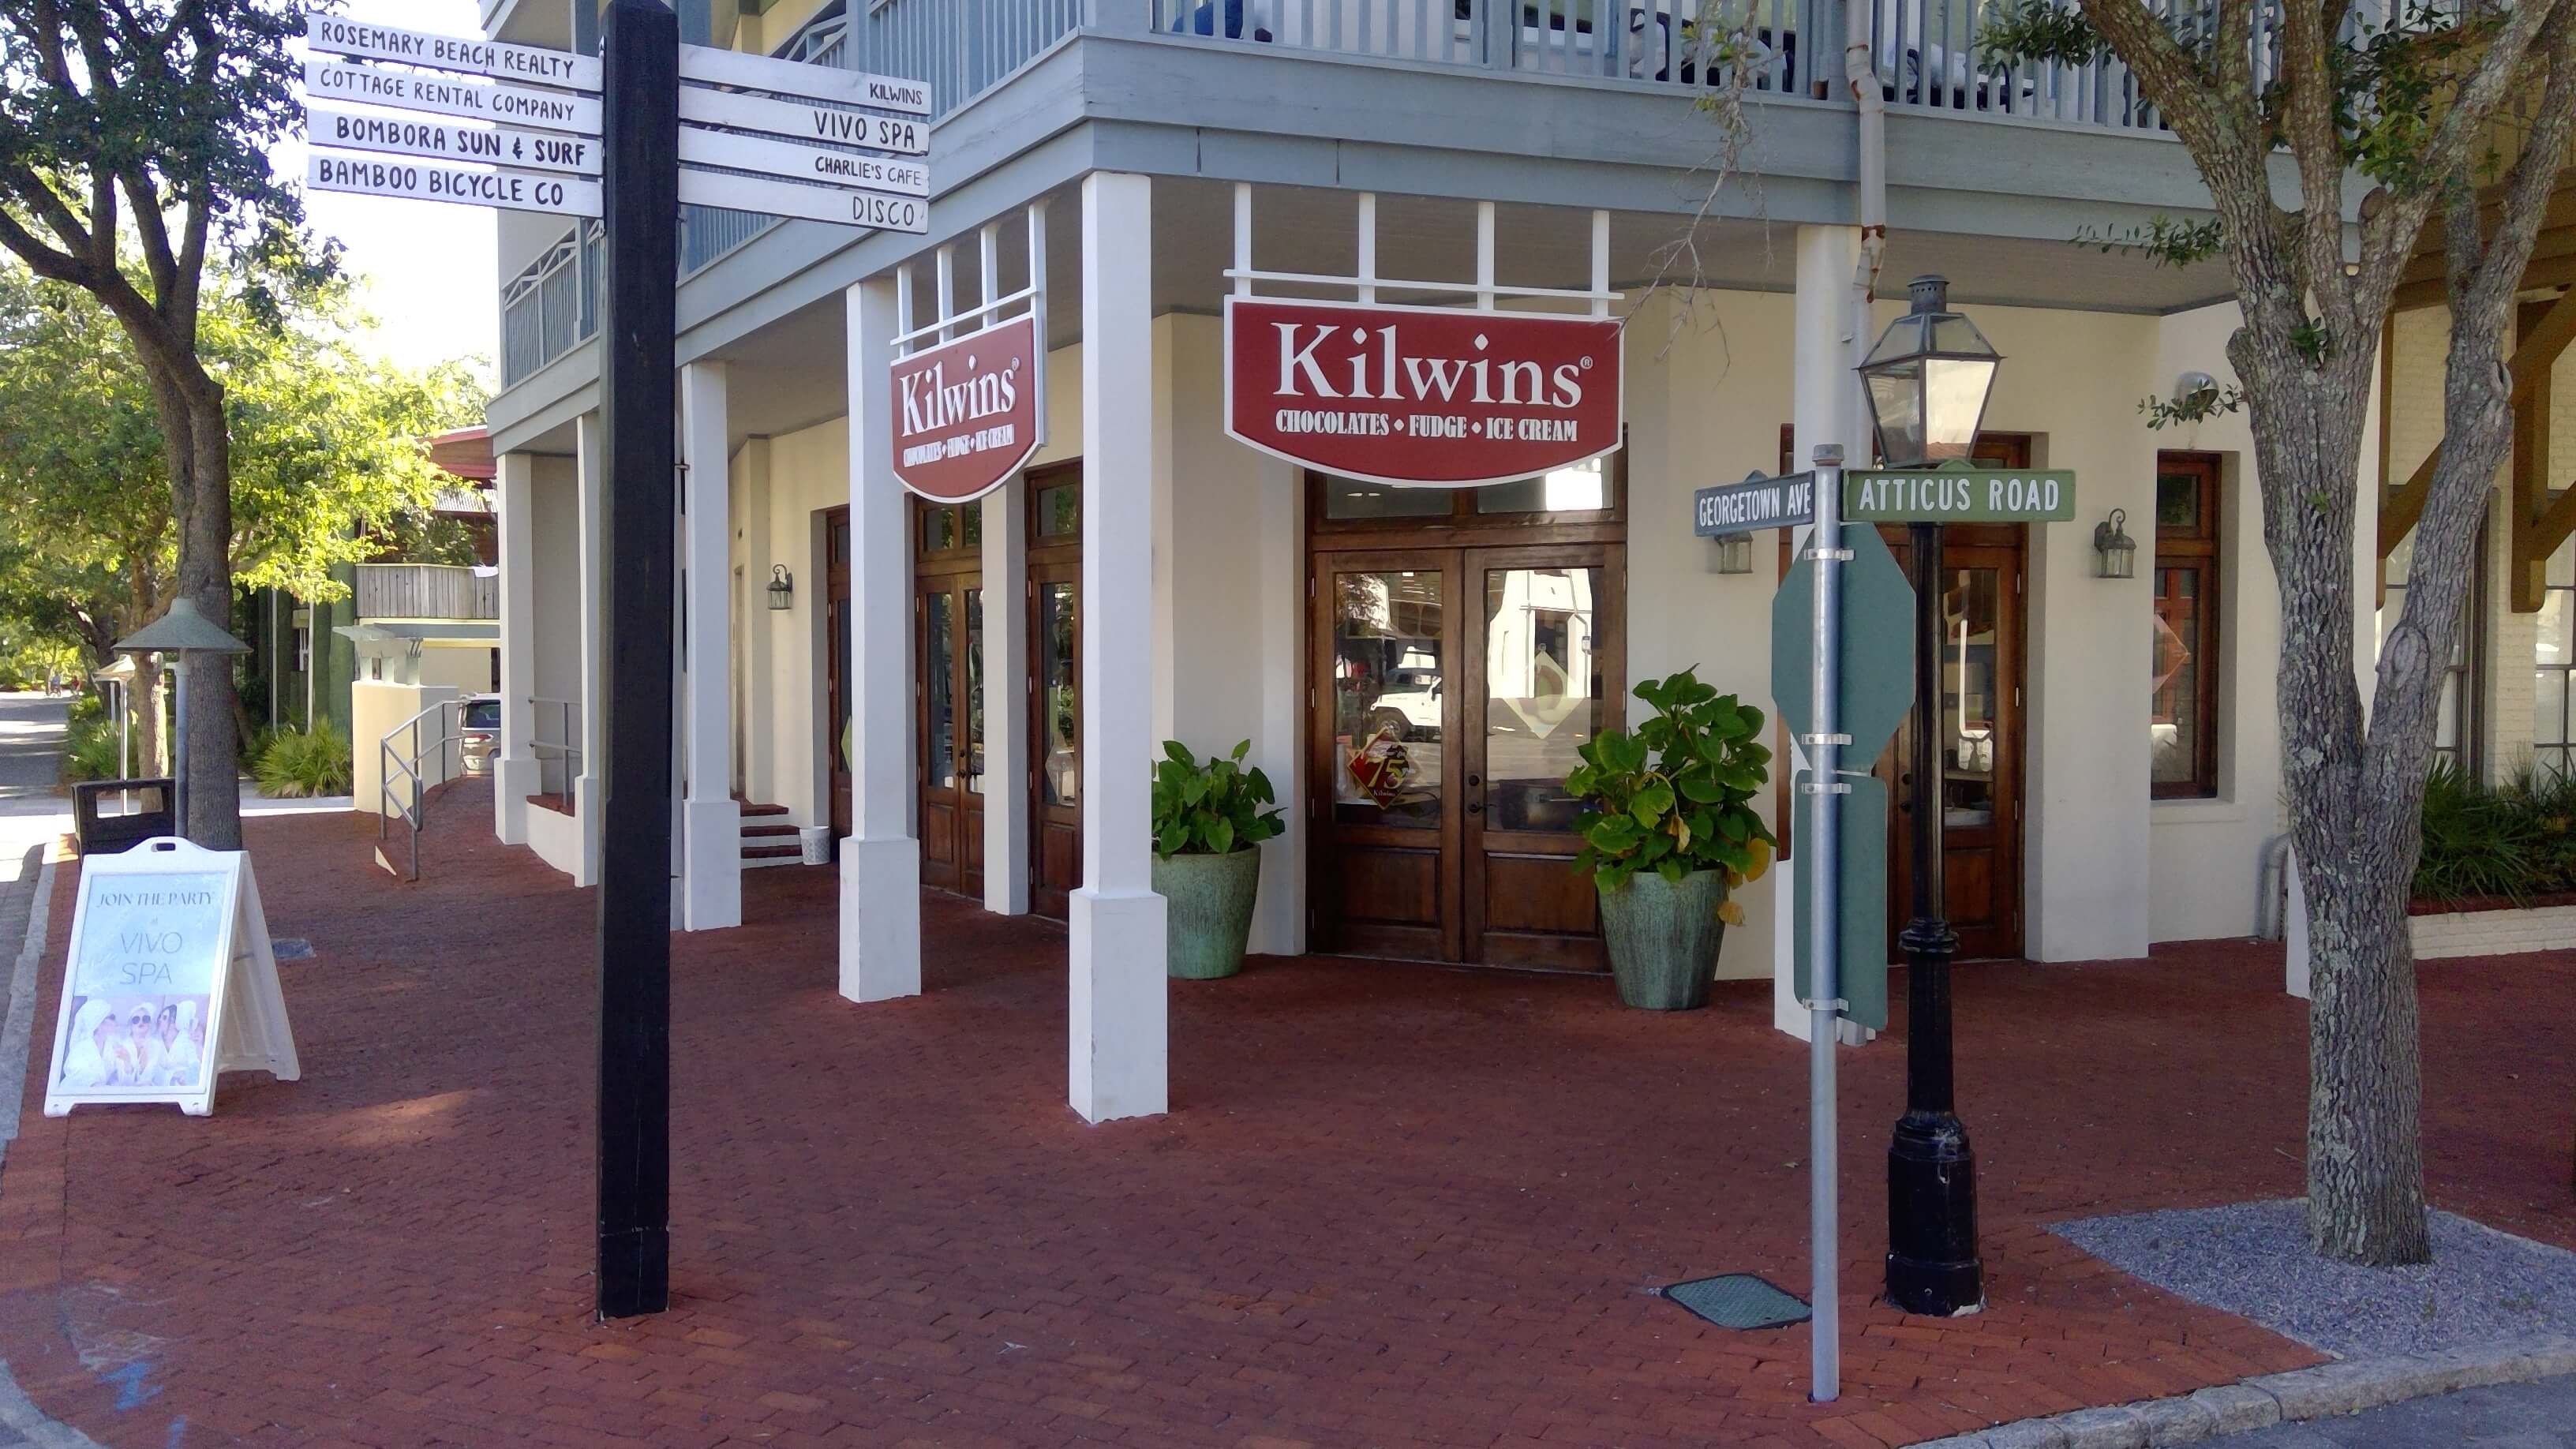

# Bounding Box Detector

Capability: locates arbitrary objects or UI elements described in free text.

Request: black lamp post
[1857,275,2000,1317]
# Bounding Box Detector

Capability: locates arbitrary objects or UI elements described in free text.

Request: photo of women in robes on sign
[47,867,227,1101]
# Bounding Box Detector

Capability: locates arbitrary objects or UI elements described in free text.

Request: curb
[0,849,54,1165]
[1911,1335,2576,1447]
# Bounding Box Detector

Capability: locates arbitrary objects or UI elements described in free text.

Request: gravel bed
[2051,1198,2576,1360]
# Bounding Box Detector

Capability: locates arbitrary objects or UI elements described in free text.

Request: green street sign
[1794,773,1889,1031]
[1845,467,2076,522]
[1769,523,1915,764]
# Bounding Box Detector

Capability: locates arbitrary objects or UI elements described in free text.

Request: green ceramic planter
[1598,869,1728,1010]
[1155,847,1263,980]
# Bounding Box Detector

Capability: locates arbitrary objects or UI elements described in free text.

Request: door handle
[1466,773,1483,787]
[1466,800,1483,814]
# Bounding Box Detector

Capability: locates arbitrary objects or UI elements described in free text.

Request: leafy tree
[1979,0,2576,1264]
[0,0,314,846]
[0,260,479,777]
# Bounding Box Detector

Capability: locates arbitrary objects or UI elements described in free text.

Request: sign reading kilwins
[1223,298,1623,488]
[889,313,1040,503]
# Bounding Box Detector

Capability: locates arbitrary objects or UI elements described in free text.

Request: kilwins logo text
[1269,323,1591,409]
[900,353,1022,440]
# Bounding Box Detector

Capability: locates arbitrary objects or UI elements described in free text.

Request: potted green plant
[1151,739,1285,979]
[1567,668,1776,1010]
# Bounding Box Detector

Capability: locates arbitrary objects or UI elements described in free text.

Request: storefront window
[1035,484,1080,539]
[1322,478,1451,520]
[1481,566,1601,832]
[1331,569,1444,828]
[1039,582,1078,806]
[2151,454,2222,798]
[1475,460,1608,514]
[1320,458,1613,521]
[2538,536,2572,779]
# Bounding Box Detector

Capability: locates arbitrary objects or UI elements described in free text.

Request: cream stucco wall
[528,456,584,711]
[717,279,2357,972]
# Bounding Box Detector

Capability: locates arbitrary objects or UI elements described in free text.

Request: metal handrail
[378,698,466,883]
[528,695,584,800]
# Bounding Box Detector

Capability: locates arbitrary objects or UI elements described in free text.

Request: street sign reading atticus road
[1844,468,2077,522]
[308,153,601,218]
[307,107,601,175]
[304,14,603,92]
[304,57,602,133]
[1694,471,1815,537]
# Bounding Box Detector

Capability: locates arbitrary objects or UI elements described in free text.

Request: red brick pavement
[2,789,2570,1449]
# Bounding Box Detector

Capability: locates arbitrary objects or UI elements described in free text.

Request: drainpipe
[1846,0,1888,376]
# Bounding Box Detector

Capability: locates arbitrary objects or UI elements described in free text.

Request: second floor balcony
[356,564,500,623]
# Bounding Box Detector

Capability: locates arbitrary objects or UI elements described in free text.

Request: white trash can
[799,826,831,866]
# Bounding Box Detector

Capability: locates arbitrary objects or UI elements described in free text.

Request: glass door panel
[1029,570,1082,919]
[1331,568,1446,829]
[965,588,986,798]
[925,591,956,791]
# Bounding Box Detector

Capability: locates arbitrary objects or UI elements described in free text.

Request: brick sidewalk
[0,789,2569,1449]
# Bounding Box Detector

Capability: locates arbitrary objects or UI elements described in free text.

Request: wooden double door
[1309,544,1625,970]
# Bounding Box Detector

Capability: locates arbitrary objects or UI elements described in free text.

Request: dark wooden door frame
[1025,462,1083,922]
[825,506,852,843]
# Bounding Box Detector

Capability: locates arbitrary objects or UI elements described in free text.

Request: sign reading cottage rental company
[1224,298,1623,487]
[890,313,1040,503]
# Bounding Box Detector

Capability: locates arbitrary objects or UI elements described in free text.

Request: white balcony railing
[355,564,500,622]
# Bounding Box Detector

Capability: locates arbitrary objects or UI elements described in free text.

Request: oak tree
[1982,0,2576,1263]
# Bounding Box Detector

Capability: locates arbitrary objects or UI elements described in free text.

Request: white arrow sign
[678,169,926,234]
[309,152,601,219]
[676,43,930,116]
[304,58,601,135]
[676,127,927,197]
[307,106,601,176]
[304,14,601,93]
[678,85,927,157]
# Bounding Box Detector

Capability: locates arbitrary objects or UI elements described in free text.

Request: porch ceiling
[705,175,2237,447]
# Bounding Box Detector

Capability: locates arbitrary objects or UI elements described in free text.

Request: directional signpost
[1694,470,1816,537]
[295,2,934,1320]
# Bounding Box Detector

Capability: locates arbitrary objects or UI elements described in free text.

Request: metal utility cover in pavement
[1769,522,1915,765]
[1661,1274,1812,1331]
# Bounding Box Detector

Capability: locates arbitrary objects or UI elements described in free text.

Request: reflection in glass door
[1027,469,1083,921]
[1309,546,1620,968]
[1885,541,2023,960]
[915,500,984,899]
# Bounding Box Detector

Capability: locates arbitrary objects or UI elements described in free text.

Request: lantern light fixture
[767,564,795,611]
[1856,275,2003,470]
[2093,508,2137,579]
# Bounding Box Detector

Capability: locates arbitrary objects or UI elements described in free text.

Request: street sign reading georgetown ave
[1694,471,1815,537]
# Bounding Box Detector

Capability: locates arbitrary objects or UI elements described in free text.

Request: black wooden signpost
[593,0,680,1321]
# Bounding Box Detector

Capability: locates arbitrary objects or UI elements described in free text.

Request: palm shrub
[1566,668,1775,923]
[1151,740,1284,858]
[60,717,122,784]
[253,724,353,799]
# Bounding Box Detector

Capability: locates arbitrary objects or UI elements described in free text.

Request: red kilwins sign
[1223,297,1623,487]
[890,313,1040,504]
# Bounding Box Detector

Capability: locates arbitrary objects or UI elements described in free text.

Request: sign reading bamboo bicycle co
[1224,298,1623,487]
[890,313,1041,503]
[1844,467,2078,522]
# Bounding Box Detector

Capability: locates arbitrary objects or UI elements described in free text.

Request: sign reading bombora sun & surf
[1223,297,1623,487]
[889,313,1040,503]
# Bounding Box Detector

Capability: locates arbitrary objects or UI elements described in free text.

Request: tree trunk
[136,665,167,779]
[178,389,242,849]
[2299,841,2433,1264]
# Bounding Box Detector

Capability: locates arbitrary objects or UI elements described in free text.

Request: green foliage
[1567,668,1775,900]
[1151,740,1285,859]
[252,723,351,799]
[1978,0,2114,69]
[61,716,121,784]
[2409,762,2576,906]
[2069,215,2226,271]
[2140,383,2248,430]
[65,687,103,728]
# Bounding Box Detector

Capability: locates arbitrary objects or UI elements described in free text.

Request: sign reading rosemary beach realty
[890,313,1041,503]
[1224,298,1623,487]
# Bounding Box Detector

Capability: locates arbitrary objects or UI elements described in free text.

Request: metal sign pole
[594,0,679,1321]
[1804,443,1848,1402]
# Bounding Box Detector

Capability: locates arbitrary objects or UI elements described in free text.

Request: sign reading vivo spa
[1223,298,1623,487]
[45,838,301,1118]
[889,313,1041,504]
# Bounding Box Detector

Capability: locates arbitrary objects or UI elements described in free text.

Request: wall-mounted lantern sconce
[767,564,795,610]
[2093,509,2137,579]
[1710,534,1754,575]
[2173,371,2218,410]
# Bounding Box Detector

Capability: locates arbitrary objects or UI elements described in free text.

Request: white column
[680,362,743,930]
[982,471,1030,915]
[1249,451,1305,956]
[493,450,538,846]
[840,277,923,1002]
[1773,225,1873,1041]
[1070,171,1168,1123]
[574,410,608,889]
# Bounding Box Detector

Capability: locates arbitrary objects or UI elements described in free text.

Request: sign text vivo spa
[1223,298,1623,487]
[889,313,1040,503]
